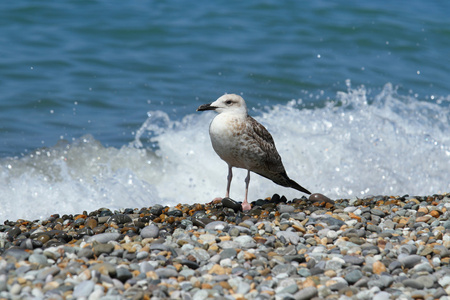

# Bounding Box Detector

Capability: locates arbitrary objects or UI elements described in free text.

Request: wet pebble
[221,197,242,212]
[107,214,132,224]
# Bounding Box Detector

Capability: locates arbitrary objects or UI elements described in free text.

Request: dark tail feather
[288,178,311,195]
[256,170,312,195]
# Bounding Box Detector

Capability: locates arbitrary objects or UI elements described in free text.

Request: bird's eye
[225,100,233,105]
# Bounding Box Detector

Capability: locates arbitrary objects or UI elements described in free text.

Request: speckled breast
[209,114,262,169]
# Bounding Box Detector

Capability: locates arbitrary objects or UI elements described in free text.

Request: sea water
[1,1,449,221]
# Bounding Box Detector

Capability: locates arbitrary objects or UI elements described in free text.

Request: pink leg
[242,170,251,211]
[225,165,232,198]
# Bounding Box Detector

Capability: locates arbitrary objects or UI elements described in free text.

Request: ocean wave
[1,83,449,222]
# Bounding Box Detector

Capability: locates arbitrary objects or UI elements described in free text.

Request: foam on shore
[1,83,449,221]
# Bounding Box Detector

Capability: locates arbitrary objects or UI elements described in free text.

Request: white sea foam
[1,83,449,222]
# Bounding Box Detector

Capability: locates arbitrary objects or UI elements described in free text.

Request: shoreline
[1,193,450,299]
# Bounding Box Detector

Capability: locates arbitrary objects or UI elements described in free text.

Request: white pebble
[88,285,105,300]
[136,251,149,260]
[353,208,362,215]
[193,289,208,300]
[10,283,21,295]
[327,230,338,239]
[345,219,358,226]
[439,275,450,287]
[373,291,391,300]
[73,280,95,298]
[343,206,357,213]
[220,258,232,268]
[31,287,44,298]
[432,257,441,267]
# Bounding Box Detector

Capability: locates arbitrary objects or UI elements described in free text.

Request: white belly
[209,114,261,169]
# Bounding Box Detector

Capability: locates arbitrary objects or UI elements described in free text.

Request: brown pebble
[85,218,98,229]
[238,222,251,229]
[373,261,387,274]
[418,207,429,214]
[217,281,232,290]
[349,212,362,222]
[36,234,50,244]
[378,239,387,250]
[219,236,231,242]
[121,226,138,233]
[309,193,334,204]
[93,225,107,234]
[109,224,119,229]
[173,263,182,271]
[146,271,158,280]
[342,287,356,297]
[74,214,87,220]
[53,223,63,231]
[186,254,197,262]
[441,258,450,265]
[292,224,306,233]
[243,251,256,260]
[279,224,290,231]
[396,218,409,228]
[253,236,267,244]
[177,240,189,247]
[419,246,433,256]
[410,292,426,300]
[325,278,342,288]
[17,277,27,284]
[408,198,420,204]
[259,268,271,276]
[416,215,431,223]
[302,278,317,288]
[430,210,440,218]
[208,264,228,275]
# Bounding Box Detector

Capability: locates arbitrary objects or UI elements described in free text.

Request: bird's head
[197,94,248,115]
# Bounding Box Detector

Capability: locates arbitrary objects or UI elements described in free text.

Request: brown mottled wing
[245,115,312,194]
[247,116,311,194]
[245,116,287,177]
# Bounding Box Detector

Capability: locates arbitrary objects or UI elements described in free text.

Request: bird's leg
[242,170,251,211]
[225,165,232,198]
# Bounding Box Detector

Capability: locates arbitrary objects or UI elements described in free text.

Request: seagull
[197,94,311,211]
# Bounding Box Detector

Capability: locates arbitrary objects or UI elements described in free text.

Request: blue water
[1,1,449,221]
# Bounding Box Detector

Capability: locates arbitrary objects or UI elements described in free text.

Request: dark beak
[197,103,217,111]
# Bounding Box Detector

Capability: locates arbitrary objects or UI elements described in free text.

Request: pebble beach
[1,193,450,300]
